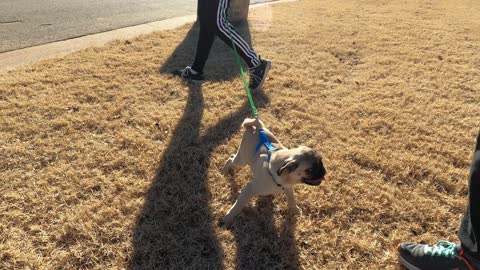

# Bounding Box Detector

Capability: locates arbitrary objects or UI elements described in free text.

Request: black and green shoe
[397,241,477,270]
[248,58,271,91]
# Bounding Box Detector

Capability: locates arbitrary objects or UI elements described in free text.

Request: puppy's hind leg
[221,152,247,175]
[222,154,236,175]
[221,126,252,175]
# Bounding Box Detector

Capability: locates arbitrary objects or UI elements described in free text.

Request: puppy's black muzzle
[302,176,325,186]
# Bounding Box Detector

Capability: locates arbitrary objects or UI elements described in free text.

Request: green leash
[224,16,258,118]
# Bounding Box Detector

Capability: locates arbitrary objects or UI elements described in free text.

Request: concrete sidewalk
[0,0,295,72]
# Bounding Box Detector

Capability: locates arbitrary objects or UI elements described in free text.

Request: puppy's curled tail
[242,118,265,131]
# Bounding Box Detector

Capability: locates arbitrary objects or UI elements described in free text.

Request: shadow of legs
[128,84,225,269]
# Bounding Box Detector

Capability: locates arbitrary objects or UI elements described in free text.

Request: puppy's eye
[305,168,313,175]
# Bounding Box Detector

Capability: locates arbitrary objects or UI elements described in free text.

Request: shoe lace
[249,72,261,85]
[424,241,458,257]
[250,74,260,84]
[458,248,476,270]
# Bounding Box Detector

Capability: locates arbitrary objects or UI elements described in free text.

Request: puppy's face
[277,147,326,186]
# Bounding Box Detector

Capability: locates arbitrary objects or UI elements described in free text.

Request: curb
[0,0,297,72]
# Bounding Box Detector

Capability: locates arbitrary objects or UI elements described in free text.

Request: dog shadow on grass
[129,20,297,269]
[226,190,300,270]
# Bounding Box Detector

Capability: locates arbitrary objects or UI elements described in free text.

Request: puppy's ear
[277,158,299,176]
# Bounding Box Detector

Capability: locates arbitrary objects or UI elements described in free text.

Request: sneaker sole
[252,60,271,91]
[398,255,422,270]
[171,71,204,83]
[172,75,204,83]
[187,78,204,83]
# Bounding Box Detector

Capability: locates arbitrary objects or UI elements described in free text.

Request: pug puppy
[221,118,326,227]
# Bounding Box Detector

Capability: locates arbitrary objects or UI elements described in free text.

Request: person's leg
[459,129,480,258]
[396,130,480,270]
[214,0,271,90]
[190,0,216,74]
[175,0,270,89]
[214,0,260,69]
[173,0,215,80]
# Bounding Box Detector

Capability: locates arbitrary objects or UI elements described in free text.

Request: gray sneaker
[397,241,477,270]
[172,66,205,82]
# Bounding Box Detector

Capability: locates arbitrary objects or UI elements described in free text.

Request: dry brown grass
[1,0,480,269]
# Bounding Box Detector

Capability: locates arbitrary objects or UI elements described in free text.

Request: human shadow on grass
[129,20,294,269]
[128,83,243,269]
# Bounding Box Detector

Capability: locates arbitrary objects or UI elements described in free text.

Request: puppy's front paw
[289,206,302,216]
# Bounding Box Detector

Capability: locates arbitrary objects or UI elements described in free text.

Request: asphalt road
[0,0,272,53]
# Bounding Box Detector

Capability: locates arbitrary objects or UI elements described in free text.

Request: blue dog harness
[256,130,278,160]
[256,130,283,188]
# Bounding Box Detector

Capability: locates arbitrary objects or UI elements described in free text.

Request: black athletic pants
[191,0,260,73]
[459,130,480,259]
